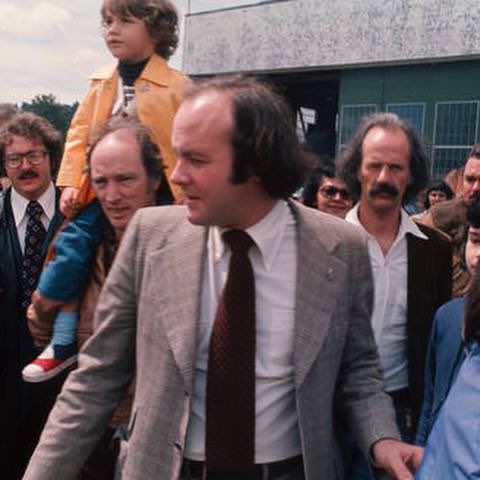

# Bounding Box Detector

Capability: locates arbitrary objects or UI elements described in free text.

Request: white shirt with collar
[346,203,427,392]
[10,182,56,254]
[184,200,302,463]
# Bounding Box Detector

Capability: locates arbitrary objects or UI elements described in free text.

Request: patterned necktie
[20,201,47,310]
[206,229,256,473]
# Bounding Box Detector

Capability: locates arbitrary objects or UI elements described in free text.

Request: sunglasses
[319,185,350,200]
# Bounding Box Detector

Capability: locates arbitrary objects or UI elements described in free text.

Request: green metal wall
[338,60,480,147]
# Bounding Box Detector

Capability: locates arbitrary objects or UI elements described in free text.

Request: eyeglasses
[5,150,48,169]
[319,185,350,200]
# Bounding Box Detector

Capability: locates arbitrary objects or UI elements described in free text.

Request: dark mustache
[472,191,480,201]
[18,170,38,180]
[370,182,399,198]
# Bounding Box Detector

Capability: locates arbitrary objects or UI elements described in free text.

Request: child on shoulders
[23,0,190,383]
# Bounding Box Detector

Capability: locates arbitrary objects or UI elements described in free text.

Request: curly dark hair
[101,0,178,60]
[467,195,480,229]
[336,112,429,204]
[182,75,310,199]
[0,112,63,176]
[458,196,480,271]
[0,104,18,127]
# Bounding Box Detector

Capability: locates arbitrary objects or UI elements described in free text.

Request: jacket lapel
[149,223,207,391]
[406,232,429,328]
[140,54,172,87]
[290,203,347,388]
[3,190,23,274]
[43,188,64,254]
[148,202,347,391]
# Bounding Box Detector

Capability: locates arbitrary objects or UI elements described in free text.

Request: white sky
[0,0,263,105]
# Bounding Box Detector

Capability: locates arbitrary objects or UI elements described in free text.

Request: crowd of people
[1,0,480,479]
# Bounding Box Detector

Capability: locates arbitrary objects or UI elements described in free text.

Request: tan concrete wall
[183,0,480,75]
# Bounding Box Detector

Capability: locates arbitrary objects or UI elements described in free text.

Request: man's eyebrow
[114,172,138,179]
[91,174,106,181]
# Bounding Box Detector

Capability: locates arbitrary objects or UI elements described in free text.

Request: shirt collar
[209,200,291,271]
[90,54,173,87]
[10,182,56,228]
[346,203,428,241]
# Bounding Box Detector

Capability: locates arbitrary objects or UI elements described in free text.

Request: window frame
[386,102,426,136]
[431,100,479,178]
[338,104,378,152]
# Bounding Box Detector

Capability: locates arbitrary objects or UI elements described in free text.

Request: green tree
[21,94,78,139]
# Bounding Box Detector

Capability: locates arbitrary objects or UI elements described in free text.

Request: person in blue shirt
[415,266,480,479]
[415,196,480,446]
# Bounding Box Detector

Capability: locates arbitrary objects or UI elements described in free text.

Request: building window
[296,107,316,142]
[338,104,377,151]
[386,103,425,136]
[432,101,479,178]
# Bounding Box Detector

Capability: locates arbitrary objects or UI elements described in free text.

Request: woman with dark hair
[302,166,353,218]
[413,180,454,222]
[415,269,480,478]
[423,180,454,210]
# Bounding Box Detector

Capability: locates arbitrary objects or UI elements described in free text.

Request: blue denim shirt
[416,341,480,479]
[415,297,466,446]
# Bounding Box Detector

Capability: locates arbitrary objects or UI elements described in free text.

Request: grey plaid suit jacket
[24,201,398,480]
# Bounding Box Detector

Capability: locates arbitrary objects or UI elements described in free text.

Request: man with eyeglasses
[337,112,452,479]
[0,112,64,478]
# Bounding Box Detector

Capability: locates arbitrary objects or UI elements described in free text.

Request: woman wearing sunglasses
[302,166,353,218]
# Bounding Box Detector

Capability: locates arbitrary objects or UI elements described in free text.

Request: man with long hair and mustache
[337,112,452,479]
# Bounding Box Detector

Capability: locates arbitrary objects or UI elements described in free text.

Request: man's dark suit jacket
[0,186,64,477]
[407,222,452,426]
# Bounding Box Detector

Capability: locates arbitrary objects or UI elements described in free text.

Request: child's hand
[60,187,80,217]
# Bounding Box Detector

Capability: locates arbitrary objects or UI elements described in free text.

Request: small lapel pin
[139,83,150,93]
[327,267,333,281]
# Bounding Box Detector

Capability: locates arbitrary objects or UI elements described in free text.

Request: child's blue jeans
[38,199,107,302]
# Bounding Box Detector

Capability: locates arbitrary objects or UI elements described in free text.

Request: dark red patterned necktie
[20,201,46,310]
[206,229,256,473]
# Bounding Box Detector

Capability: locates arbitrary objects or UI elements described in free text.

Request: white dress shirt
[346,204,427,392]
[10,182,56,254]
[184,200,302,463]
